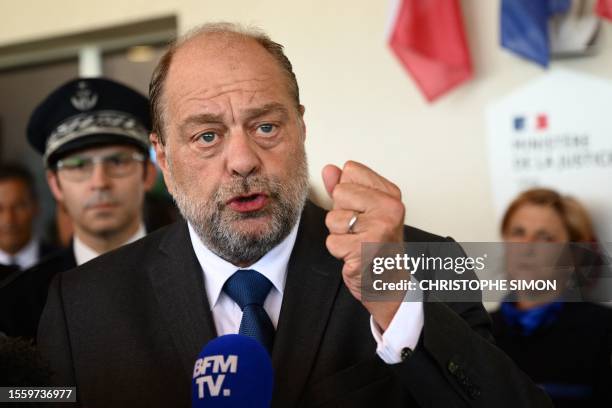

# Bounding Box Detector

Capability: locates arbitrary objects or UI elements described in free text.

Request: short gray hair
[149,22,301,144]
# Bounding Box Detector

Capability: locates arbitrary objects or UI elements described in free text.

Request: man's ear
[32,200,41,217]
[46,169,64,203]
[150,133,167,173]
[143,160,157,192]
[298,105,306,141]
[149,132,173,194]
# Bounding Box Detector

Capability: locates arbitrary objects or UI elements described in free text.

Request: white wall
[2,0,612,241]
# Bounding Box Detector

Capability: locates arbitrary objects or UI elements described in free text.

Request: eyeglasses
[55,151,145,182]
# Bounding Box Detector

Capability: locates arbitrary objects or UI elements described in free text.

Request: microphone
[192,334,274,407]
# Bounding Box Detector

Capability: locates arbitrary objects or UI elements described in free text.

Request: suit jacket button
[447,360,459,374]
[400,347,413,361]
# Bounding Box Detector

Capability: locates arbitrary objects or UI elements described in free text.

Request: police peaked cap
[27,77,151,167]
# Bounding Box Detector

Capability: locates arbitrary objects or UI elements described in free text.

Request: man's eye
[257,124,277,136]
[107,156,130,166]
[197,132,217,143]
[64,159,88,169]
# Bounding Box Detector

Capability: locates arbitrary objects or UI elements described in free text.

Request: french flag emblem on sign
[512,114,549,132]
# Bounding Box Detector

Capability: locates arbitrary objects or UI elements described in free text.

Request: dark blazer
[0,241,59,287]
[0,247,76,339]
[0,264,18,282]
[38,202,551,407]
[491,302,612,408]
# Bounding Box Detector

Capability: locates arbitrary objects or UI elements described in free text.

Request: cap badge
[70,81,98,111]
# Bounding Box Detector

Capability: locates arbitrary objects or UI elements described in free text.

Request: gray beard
[167,153,309,266]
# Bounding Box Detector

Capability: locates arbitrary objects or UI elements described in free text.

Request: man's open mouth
[226,193,268,213]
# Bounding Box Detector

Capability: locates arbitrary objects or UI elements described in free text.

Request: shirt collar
[73,223,146,266]
[188,218,300,309]
[0,238,39,269]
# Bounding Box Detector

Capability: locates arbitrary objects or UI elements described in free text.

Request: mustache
[214,176,281,205]
[83,191,120,209]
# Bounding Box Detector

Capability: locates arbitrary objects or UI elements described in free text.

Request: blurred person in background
[0,163,58,283]
[490,188,612,407]
[0,77,156,340]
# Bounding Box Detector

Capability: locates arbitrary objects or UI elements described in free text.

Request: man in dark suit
[0,164,58,279]
[0,264,20,284]
[0,78,157,339]
[38,23,551,407]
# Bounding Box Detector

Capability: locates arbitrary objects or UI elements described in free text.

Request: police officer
[0,78,156,339]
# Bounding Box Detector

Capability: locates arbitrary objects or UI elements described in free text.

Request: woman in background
[490,188,612,408]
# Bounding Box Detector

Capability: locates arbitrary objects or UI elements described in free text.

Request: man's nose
[225,130,262,178]
[89,162,112,189]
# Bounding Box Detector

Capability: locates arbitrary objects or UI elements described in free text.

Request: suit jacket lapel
[272,202,343,407]
[149,221,217,377]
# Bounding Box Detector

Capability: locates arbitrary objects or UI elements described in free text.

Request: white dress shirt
[188,222,295,333]
[73,224,146,266]
[188,220,424,364]
[0,238,40,270]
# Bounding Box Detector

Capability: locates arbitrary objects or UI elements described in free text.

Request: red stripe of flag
[596,0,612,20]
[388,0,473,102]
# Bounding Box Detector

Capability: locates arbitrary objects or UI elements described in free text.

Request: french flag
[500,0,571,68]
[387,0,474,102]
[596,0,612,20]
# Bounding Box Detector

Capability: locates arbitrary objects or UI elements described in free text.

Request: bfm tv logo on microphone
[193,354,237,398]
[192,335,274,407]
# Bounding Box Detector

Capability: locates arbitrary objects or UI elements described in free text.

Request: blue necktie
[223,269,275,352]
